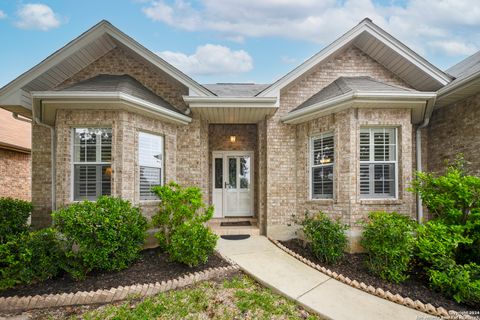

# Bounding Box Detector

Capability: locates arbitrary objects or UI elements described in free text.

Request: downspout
[32,100,57,212]
[416,97,436,223]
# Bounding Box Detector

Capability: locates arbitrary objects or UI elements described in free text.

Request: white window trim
[359,127,399,200]
[309,132,335,200]
[138,131,165,201]
[70,127,112,201]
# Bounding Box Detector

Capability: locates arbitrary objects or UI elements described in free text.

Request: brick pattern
[266,45,415,237]
[271,239,470,320]
[0,265,239,312]
[428,92,480,176]
[0,149,31,201]
[57,46,189,112]
[208,124,258,215]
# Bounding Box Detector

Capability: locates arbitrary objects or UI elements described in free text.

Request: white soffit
[184,96,278,123]
[0,20,213,112]
[436,71,480,107]
[258,19,451,97]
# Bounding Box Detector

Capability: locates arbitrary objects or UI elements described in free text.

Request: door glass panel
[239,156,250,189]
[215,158,223,189]
[228,157,237,189]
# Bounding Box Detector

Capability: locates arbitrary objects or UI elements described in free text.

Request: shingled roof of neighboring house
[203,83,270,97]
[292,76,416,112]
[59,74,182,114]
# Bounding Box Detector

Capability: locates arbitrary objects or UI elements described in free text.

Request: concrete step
[207,220,260,236]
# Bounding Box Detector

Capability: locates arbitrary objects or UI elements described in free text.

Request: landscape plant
[0,197,32,243]
[52,196,147,280]
[152,182,218,267]
[360,211,417,283]
[299,211,348,265]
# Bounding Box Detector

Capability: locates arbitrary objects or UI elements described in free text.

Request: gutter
[33,100,57,214]
[415,96,436,223]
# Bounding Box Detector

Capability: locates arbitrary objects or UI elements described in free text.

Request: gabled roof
[293,76,415,112]
[257,18,452,97]
[203,83,270,97]
[282,76,436,124]
[60,74,181,114]
[0,20,214,114]
[436,50,480,107]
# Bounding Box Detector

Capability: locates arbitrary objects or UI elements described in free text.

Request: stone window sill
[358,199,402,205]
[306,199,336,205]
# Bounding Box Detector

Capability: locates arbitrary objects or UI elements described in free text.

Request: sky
[0,0,479,87]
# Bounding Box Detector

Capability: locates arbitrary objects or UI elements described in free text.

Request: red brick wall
[0,148,31,201]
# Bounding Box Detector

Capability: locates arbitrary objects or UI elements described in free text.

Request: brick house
[1,18,478,251]
[0,108,31,201]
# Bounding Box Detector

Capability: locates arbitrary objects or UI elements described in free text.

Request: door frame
[212,150,254,218]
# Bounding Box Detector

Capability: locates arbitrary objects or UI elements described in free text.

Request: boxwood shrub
[52,196,147,280]
[0,197,32,243]
[0,228,62,290]
[361,211,417,283]
[300,212,348,265]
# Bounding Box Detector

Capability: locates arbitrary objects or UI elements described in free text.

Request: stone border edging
[269,238,477,320]
[0,265,240,313]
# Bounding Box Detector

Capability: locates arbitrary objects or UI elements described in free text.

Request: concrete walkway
[216,236,431,320]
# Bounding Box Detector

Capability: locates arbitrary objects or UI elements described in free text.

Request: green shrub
[0,228,62,290]
[0,197,32,243]
[152,182,218,266]
[428,263,480,305]
[360,212,417,283]
[300,212,348,265]
[52,196,147,280]
[416,220,472,270]
[167,222,218,267]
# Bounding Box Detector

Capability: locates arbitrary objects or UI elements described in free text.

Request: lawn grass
[72,275,319,320]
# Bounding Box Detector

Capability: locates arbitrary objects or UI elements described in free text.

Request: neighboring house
[1,18,479,251]
[0,108,31,200]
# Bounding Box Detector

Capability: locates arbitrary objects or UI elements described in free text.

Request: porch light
[230,136,236,143]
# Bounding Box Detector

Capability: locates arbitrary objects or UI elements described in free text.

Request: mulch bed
[280,239,477,313]
[0,248,230,298]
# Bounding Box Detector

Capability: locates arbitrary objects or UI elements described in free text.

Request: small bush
[300,212,348,265]
[428,263,480,306]
[361,212,417,283]
[0,228,62,290]
[52,196,147,280]
[0,197,32,243]
[167,222,218,267]
[152,182,218,267]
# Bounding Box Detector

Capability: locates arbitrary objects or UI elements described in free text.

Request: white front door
[212,151,254,217]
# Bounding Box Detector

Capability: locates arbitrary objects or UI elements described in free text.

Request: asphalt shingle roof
[203,83,270,97]
[446,51,480,79]
[59,74,182,114]
[292,76,415,112]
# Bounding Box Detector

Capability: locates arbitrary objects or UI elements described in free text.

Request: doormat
[220,221,252,227]
[221,235,250,240]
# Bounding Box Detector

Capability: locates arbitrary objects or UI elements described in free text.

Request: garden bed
[0,247,229,298]
[280,239,476,313]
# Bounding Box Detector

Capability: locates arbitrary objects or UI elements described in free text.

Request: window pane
[240,156,250,189]
[360,164,370,195]
[74,128,111,163]
[312,134,334,165]
[74,164,111,201]
[101,131,112,162]
[214,158,223,189]
[140,166,161,200]
[373,163,395,197]
[359,130,370,161]
[228,157,237,189]
[312,165,333,199]
[101,165,112,196]
[139,132,162,168]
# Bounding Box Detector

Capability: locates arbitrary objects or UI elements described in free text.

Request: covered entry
[212,151,254,217]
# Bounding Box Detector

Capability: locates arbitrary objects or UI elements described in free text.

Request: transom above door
[212,151,254,218]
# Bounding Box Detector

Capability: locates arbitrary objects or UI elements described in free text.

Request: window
[360,127,397,198]
[310,133,334,199]
[139,132,163,200]
[73,128,112,201]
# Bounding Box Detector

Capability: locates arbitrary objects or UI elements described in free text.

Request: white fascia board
[184,96,278,105]
[437,70,480,100]
[0,89,31,109]
[31,91,192,125]
[281,90,436,124]
[259,20,451,97]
